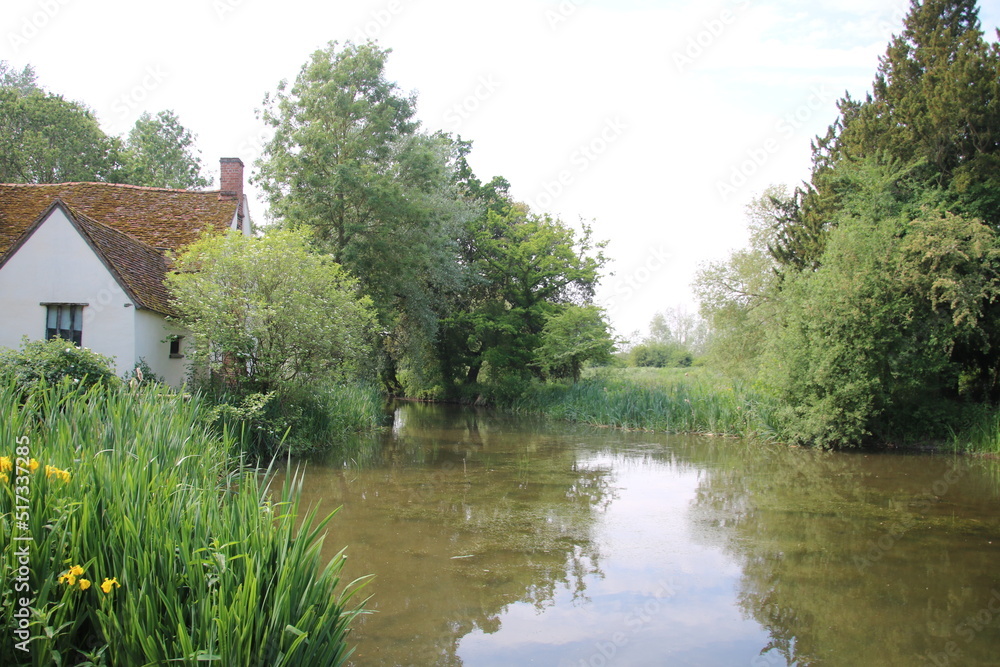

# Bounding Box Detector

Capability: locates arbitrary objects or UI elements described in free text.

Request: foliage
[628,341,692,368]
[534,305,615,382]
[647,306,709,356]
[694,189,782,378]
[255,41,476,391]
[0,84,122,184]
[437,206,608,392]
[696,2,1000,447]
[166,228,376,394]
[121,110,212,189]
[0,337,117,395]
[764,188,1000,447]
[0,379,365,666]
[208,381,387,458]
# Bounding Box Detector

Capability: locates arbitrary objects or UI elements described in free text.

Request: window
[169,336,184,359]
[45,304,84,346]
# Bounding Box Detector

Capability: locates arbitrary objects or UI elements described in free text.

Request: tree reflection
[285,402,616,666]
[688,443,1000,667]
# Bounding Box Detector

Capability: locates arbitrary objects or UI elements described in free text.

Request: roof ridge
[0,181,219,194]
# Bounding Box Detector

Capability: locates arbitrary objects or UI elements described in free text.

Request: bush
[0,337,117,394]
[628,342,693,368]
[205,381,387,458]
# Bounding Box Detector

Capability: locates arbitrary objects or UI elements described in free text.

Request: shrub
[204,381,387,458]
[0,337,117,395]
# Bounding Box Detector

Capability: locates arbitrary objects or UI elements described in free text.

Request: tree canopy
[165,229,376,394]
[697,0,1000,445]
[255,42,611,395]
[122,110,212,189]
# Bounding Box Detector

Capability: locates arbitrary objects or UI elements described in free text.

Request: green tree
[0,86,121,183]
[0,61,38,94]
[165,229,376,394]
[437,206,608,389]
[534,305,615,382]
[810,0,1000,225]
[694,189,783,377]
[255,41,475,391]
[763,171,1000,446]
[122,110,211,189]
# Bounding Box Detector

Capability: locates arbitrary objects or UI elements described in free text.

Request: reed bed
[505,372,782,440]
[0,379,365,666]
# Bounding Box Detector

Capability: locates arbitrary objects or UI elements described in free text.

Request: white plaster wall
[0,207,136,374]
[134,310,190,387]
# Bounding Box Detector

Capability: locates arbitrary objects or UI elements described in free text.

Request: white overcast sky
[5,0,999,338]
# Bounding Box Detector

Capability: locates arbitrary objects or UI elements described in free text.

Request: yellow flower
[45,465,70,483]
[58,564,86,587]
[0,457,11,472]
[0,473,7,484]
[29,459,39,473]
[100,578,120,594]
[78,579,91,591]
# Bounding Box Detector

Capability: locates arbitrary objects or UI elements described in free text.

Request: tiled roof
[0,182,243,317]
[0,182,240,257]
[67,205,178,317]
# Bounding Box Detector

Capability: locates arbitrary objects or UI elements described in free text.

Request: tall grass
[495,371,782,440]
[207,380,388,458]
[0,379,366,666]
[950,405,1000,455]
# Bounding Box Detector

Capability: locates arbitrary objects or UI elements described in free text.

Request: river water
[286,402,1000,666]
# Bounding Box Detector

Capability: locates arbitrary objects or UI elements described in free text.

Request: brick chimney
[219,157,244,201]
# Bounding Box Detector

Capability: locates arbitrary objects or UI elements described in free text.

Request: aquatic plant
[0,378,366,666]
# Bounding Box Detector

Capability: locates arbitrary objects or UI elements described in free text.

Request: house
[0,158,250,386]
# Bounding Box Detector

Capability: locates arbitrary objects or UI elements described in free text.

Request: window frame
[42,303,87,346]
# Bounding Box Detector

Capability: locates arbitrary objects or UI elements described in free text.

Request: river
[284,402,1000,666]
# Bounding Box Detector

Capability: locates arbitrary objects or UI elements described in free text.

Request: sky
[5,0,999,339]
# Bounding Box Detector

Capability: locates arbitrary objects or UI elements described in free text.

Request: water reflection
[292,404,616,665]
[280,403,1000,666]
[689,445,1000,666]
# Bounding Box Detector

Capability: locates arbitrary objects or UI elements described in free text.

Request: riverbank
[0,379,364,665]
[453,367,1000,455]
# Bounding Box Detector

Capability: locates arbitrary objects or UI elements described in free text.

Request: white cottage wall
[0,207,136,374]
[134,309,189,387]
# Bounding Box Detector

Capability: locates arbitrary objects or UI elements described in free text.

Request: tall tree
[122,110,211,189]
[0,87,121,183]
[255,41,477,391]
[437,206,607,388]
[811,0,1000,225]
